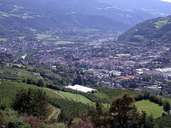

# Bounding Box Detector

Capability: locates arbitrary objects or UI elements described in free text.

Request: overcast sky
[161,0,171,3]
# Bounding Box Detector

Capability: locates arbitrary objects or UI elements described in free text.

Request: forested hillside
[118,15,171,43]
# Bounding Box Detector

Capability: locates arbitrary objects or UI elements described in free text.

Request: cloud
[161,0,171,3]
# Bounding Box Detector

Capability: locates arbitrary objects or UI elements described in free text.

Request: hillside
[1,80,171,127]
[1,0,171,127]
[0,0,171,40]
[118,15,171,43]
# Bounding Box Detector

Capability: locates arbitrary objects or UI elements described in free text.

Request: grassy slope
[1,80,171,120]
[57,91,94,105]
[46,105,61,122]
[0,80,93,121]
[163,97,171,105]
[95,88,138,103]
[0,80,39,108]
[135,100,164,119]
[44,88,94,105]
[0,80,94,107]
[0,66,41,82]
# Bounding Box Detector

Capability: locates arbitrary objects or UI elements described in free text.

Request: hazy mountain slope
[0,0,171,35]
[118,15,171,43]
[0,0,127,33]
[99,0,171,14]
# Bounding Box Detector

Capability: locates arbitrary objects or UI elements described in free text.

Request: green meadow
[135,100,164,119]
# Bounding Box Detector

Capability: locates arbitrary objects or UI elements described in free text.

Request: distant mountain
[118,15,171,43]
[99,0,171,14]
[0,0,171,36]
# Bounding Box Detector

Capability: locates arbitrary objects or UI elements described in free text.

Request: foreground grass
[135,100,164,119]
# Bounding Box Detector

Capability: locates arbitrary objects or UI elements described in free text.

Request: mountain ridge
[118,15,171,43]
[0,0,171,36]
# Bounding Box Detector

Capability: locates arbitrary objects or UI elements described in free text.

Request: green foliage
[37,79,45,87]
[1,80,171,127]
[13,88,48,118]
[135,100,164,119]
[56,91,94,105]
[134,93,171,117]
[88,95,155,128]
[110,95,142,128]
[0,66,41,82]
[0,80,39,109]
[42,123,66,128]
[156,115,171,128]
[68,118,94,128]
[163,101,171,114]
[7,122,31,128]
[144,115,155,128]
[0,109,31,128]
[94,88,138,103]
[0,109,19,125]
[49,98,91,121]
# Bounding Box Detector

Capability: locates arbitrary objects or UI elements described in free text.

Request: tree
[37,79,45,87]
[26,78,32,85]
[13,89,48,118]
[163,102,171,114]
[144,115,154,128]
[96,102,103,115]
[0,111,6,127]
[110,95,142,128]
[73,71,84,85]
[88,102,110,128]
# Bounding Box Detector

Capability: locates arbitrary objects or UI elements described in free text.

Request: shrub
[163,102,171,113]
[13,89,48,118]
[0,109,30,128]
[23,116,42,128]
[69,119,94,128]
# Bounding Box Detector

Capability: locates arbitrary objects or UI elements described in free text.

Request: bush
[135,93,170,108]
[23,116,42,128]
[163,102,171,113]
[13,89,48,118]
[8,122,31,128]
[69,119,94,128]
[0,109,30,128]
[0,97,11,110]
[37,79,45,87]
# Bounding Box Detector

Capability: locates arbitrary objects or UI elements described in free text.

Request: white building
[65,85,96,93]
